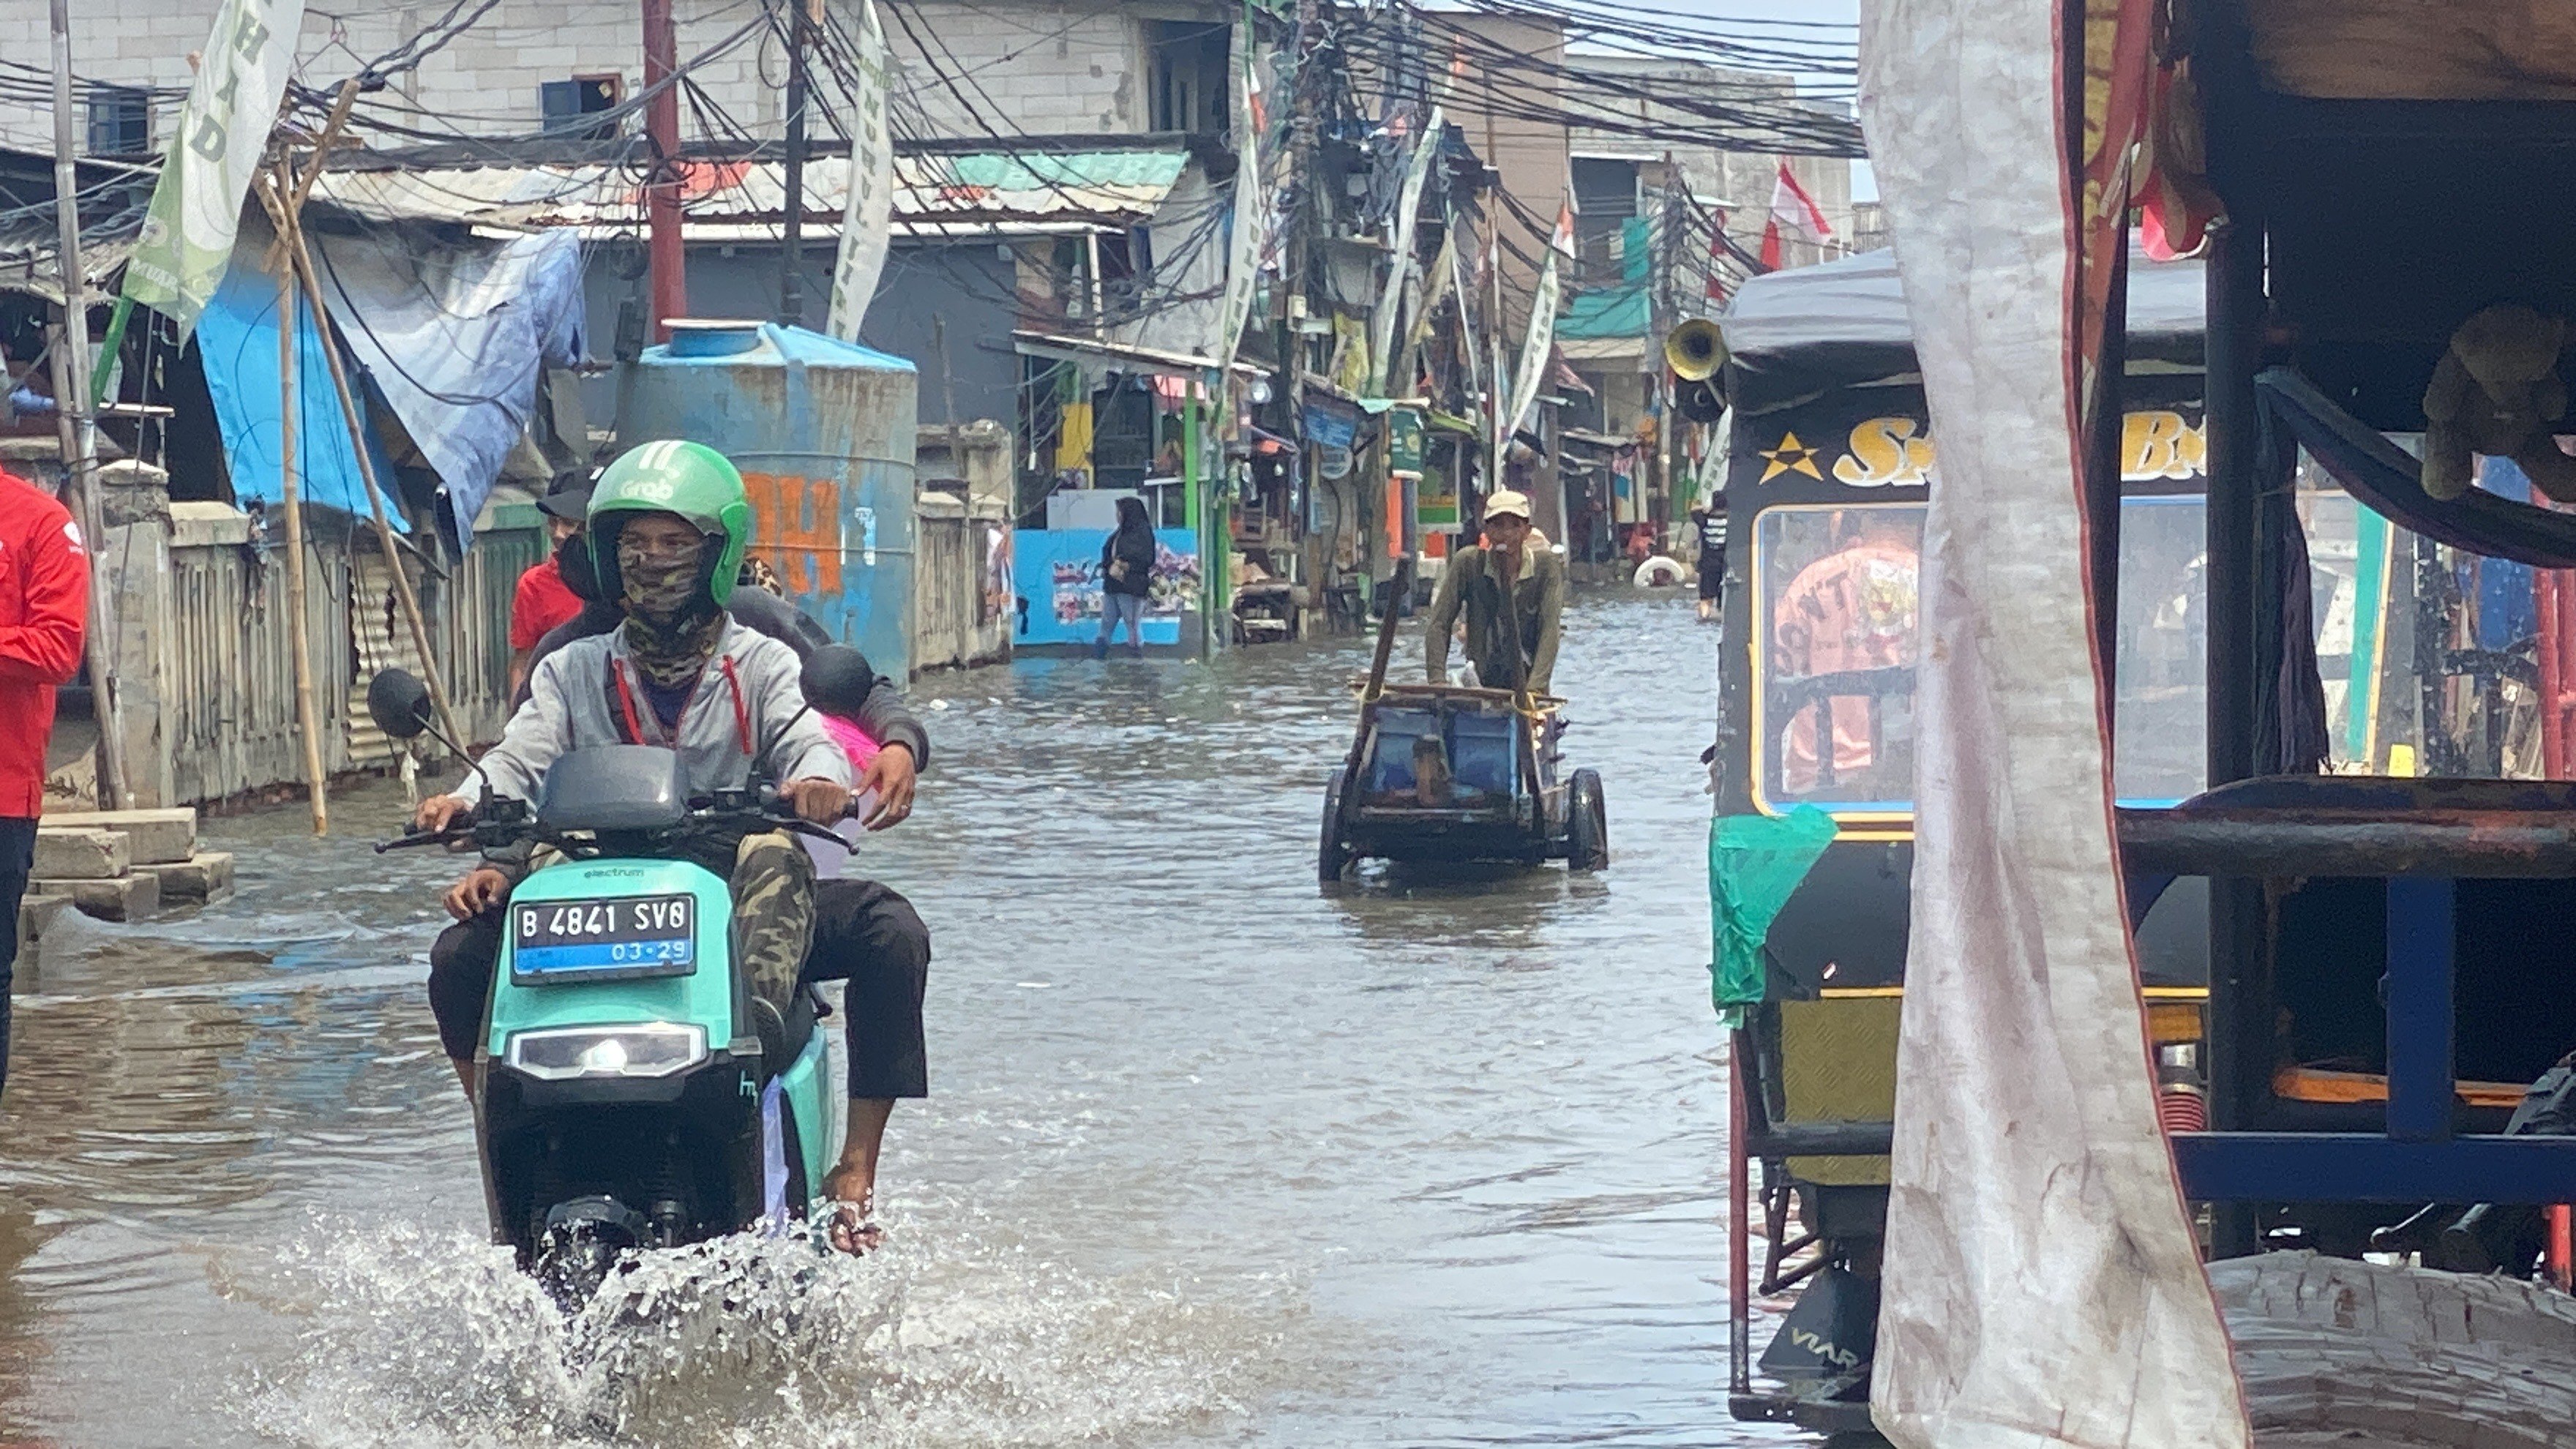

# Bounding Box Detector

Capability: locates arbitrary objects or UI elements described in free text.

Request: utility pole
[1488,226,1504,506]
[1651,156,1683,539]
[643,0,687,339]
[47,0,132,809]
[779,0,813,326]
[1289,0,1324,629]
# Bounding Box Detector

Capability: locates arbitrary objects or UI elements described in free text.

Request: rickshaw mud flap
[1726,1388,1876,1435]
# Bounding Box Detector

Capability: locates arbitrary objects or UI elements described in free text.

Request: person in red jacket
[506,471,591,696]
[0,465,88,1101]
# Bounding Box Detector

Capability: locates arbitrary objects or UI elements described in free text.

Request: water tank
[618,321,920,678]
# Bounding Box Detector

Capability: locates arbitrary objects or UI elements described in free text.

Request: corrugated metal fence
[163,506,541,806]
[157,497,995,806]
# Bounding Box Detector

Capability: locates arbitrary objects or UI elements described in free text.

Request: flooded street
[0,590,1794,1448]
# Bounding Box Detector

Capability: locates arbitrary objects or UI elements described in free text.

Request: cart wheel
[1319,774,1355,885]
[1567,768,1609,870]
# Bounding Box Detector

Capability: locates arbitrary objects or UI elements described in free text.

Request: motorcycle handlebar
[374,828,468,855]
[372,798,853,855]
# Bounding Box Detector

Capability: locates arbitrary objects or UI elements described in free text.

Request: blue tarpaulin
[195,253,405,529]
[309,227,586,550]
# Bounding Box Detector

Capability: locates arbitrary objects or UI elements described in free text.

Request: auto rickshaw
[1704,244,2217,1437]
[1718,4,2576,1438]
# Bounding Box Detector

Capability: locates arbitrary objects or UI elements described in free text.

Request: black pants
[0,817,31,1102]
[429,876,931,1099]
[1697,547,1726,602]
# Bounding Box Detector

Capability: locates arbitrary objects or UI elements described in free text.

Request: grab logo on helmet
[615,441,696,502]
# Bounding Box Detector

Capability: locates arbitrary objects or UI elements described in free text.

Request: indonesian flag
[1758,161,1832,269]
[1551,187,1578,259]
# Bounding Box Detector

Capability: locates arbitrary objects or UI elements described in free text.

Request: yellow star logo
[1759,431,1823,481]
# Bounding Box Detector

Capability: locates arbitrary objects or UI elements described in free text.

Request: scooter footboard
[775,1027,840,1208]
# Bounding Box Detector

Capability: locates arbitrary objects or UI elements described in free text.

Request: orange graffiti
[740,471,843,596]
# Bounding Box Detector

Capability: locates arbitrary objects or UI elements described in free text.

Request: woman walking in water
[1096,495,1157,658]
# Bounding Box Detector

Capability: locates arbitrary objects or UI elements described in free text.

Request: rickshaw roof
[2199,2,2576,431]
[1719,247,2206,414]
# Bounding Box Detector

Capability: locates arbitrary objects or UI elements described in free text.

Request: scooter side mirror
[799,645,877,722]
[367,668,435,741]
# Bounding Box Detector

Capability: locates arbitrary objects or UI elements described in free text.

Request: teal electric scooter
[369,647,872,1308]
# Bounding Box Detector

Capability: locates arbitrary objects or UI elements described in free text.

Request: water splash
[232,1210,1298,1448]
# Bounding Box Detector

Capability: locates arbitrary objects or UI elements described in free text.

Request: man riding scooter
[414,441,927,1253]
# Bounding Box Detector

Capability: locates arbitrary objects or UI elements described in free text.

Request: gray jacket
[462,619,851,804]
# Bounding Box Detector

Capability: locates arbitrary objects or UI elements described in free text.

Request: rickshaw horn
[1663,318,1729,383]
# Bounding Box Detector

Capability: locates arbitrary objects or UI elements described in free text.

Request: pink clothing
[824,712,880,769]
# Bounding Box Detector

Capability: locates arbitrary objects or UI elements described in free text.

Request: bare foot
[820,1161,882,1255]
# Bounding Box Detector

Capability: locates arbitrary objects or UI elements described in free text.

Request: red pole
[2537,570,2562,778]
[1729,1038,1752,1397]
[2558,574,2576,776]
[643,0,686,341]
[2548,1204,2572,1293]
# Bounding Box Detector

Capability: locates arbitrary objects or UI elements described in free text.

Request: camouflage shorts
[730,829,817,1014]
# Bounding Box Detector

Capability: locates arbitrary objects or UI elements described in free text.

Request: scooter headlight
[505,1022,708,1081]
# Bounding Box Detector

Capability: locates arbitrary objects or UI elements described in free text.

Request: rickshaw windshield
[1751,498,2212,810]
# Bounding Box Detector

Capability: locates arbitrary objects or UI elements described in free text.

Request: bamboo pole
[48,0,130,809]
[256,170,328,835]
[273,158,466,755]
[249,81,363,834]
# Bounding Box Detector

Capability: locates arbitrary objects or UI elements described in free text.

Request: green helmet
[588,440,755,609]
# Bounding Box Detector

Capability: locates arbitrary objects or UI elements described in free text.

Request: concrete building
[1,0,1247,157]
[0,0,769,155]
[1563,56,1858,277]
[885,0,1238,138]
[1546,55,1863,560]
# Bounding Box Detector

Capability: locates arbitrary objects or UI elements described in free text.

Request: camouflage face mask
[618,530,722,686]
[618,532,703,623]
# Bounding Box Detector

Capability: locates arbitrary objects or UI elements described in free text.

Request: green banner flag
[119,0,304,340]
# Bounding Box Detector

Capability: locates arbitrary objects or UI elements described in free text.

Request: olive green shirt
[1425,541,1566,694]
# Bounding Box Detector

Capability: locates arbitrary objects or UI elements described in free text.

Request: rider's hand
[415,793,474,834]
[443,866,511,920]
[858,743,916,831]
[781,776,853,825]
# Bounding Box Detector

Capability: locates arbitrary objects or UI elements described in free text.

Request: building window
[1147,21,1230,135]
[86,87,151,155]
[539,75,623,137]
[1570,157,1640,284]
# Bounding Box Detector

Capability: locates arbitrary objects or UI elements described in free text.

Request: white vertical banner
[119,0,305,339]
[825,0,893,340]
[1401,230,1457,388]
[1213,61,1266,365]
[1502,231,1569,440]
[1366,105,1443,396]
[1856,1,2250,1448]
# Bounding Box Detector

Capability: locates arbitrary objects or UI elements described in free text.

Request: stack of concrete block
[29,808,233,926]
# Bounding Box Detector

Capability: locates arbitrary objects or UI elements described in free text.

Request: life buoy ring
[1632,555,1686,588]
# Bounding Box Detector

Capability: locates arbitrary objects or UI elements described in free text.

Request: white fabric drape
[1854,2,2252,1445]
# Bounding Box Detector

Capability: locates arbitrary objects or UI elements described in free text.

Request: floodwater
[0,590,1802,1448]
